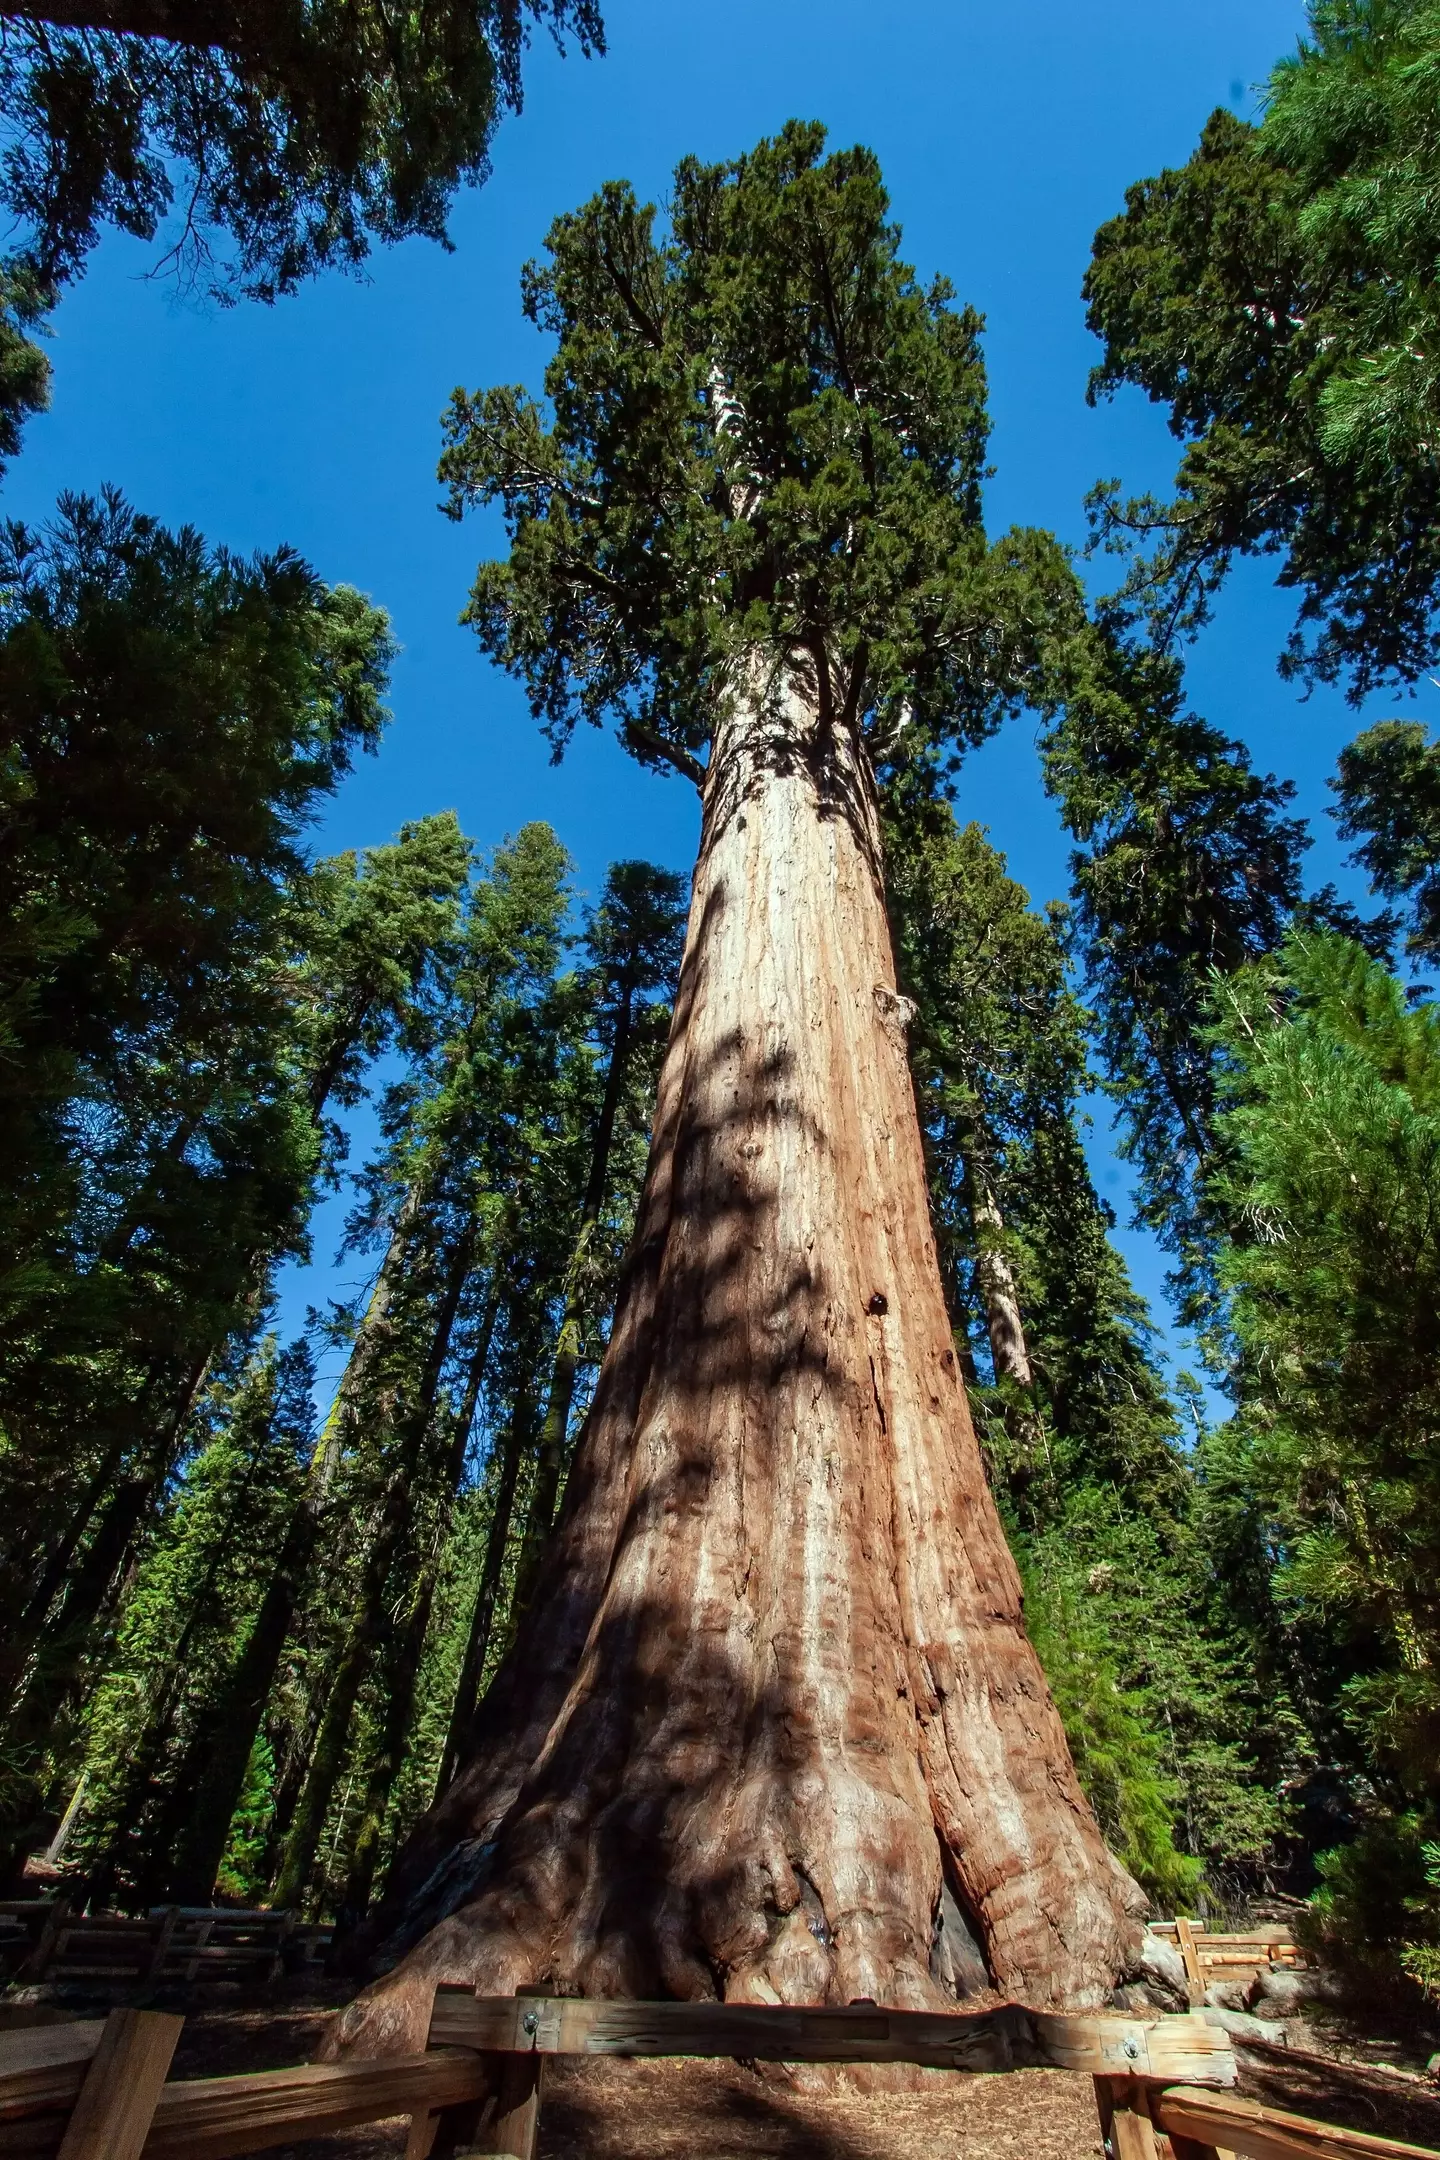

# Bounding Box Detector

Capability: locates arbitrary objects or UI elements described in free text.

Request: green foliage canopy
[1333,719,1440,967]
[1043,645,1309,1319]
[0,262,48,478]
[1085,1,1440,697]
[1211,929,1440,1794]
[441,120,1085,789]
[0,487,392,1762]
[0,486,389,1331]
[884,799,1275,1899]
[0,0,603,302]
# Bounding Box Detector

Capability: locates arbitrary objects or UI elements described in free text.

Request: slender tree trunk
[2,1473,149,1739]
[8,1008,389,1744]
[2,1444,126,1705]
[265,1672,328,1877]
[334,1564,436,1928]
[446,1286,505,1500]
[166,1574,298,1899]
[962,1152,1050,1504]
[85,1442,273,1906]
[272,1219,476,1912]
[511,984,635,1615]
[306,990,377,1122]
[331,657,1143,2052]
[160,1476,329,1903]
[155,1220,421,1908]
[1,1333,217,1783]
[968,1164,1034,1389]
[270,1491,401,1914]
[0,1470,159,1888]
[253,1199,441,1903]
[1,1346,191,1710]
[430,1376,536,1801]
[336,1288,505,1928]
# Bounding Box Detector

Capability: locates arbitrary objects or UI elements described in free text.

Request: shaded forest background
[3,0,1440,2016]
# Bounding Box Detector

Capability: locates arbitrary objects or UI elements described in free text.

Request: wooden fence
[0,1901,331,1988]
[1,1988,1435,2160]
[1150,1922,1306,2005]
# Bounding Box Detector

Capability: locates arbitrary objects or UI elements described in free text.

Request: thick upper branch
[620,718,705,791]
[0,0,258,47]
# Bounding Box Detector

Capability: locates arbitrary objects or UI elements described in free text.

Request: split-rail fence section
[1,1981,1436,2160]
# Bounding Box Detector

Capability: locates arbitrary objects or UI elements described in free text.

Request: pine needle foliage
[1042,640,1309,1323]
[1085,0,1440,697]
[0,0,603,303]
[440,120,1091,791]
[1210,929,1440,1793]
[1333,718,1440,967]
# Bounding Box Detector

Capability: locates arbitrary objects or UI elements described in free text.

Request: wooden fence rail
[0,1901,331,1988]
[1149,1922,1306,2004]
[0,1990,1432,2160]
[428,1986,1237,2079]
[1132,2081,1440,2160]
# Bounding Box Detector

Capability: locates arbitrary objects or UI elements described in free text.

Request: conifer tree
[881,789,1180,1498]
[1333,719,1440,967]
[0,491,392,1873]
[269,823,583,1915]
[1084,0,1440,699]
[334,124,1143,2053]
[1210,930,1440,1793]
[297,813,472,1127]
[1041,638,1309,1320]
[0,0,603,302]
[884,797,1275,1898]
[162,905,471,1911]
[63,1335,315,1904]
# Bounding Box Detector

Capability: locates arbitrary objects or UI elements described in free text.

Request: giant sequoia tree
[332,123,1142,2054]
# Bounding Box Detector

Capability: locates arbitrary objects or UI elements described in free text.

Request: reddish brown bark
[329,660,1144,2055]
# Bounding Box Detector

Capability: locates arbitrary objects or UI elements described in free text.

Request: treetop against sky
[6,0,1376,1385]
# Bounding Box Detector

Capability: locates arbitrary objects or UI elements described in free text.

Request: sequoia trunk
[331,660,1143,2053]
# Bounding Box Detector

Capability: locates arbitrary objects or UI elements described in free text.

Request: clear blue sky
[11,0,1404,1393]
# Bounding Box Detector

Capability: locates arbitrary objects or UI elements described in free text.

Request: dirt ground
[154,1998,1440,2160]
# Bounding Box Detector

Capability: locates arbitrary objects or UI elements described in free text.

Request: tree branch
[0,0,250,46]
[620,717,705,791]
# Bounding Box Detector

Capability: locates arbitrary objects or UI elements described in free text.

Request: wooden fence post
[485,2050,545,2160]
[1094,2076,1162,2160]
[1096,2075,1231,2160]
[55,2007,182,2160]
[145,1905,181,1986]
[1175,1917,1206,2006]
[404,2059,502,2160]
[18,1894,70,1983]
